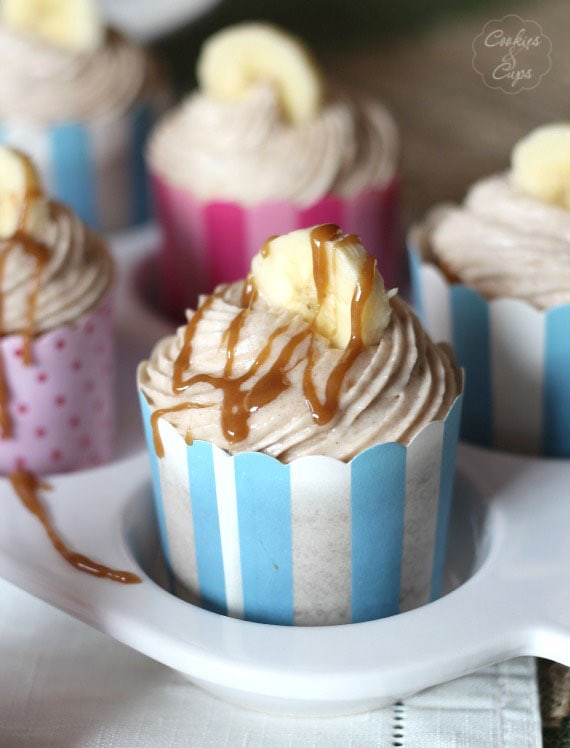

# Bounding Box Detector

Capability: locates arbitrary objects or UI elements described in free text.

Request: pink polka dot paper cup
[0,296,115,476]
[152,175,401,320]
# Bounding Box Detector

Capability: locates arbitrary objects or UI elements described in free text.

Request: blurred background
[102,0,565,227]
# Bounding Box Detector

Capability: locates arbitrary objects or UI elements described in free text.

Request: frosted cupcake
[409,124,570,456]
[147,23,400,318]
[0,0,162,232]
[138,224,462,625]
[0,147,115,475]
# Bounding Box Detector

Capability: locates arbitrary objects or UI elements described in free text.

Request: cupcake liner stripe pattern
[52,123,97,227]
[139,393,462,626]
[0,101,154,233]
[544,307,570,456]
[409,247,570,456]
[350,443,405,622]
[151,174,401,317]
[0,297,115,475]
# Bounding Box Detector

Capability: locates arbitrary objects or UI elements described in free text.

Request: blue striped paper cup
[0,100,157,233]
[139,392,463,626]
[409,230,570,457]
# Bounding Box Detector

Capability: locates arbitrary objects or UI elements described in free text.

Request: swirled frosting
[0,201,113,334]
[427,174,570,308]
[147,84,398,206]
[138,287,461,462]
[0,26,153,123]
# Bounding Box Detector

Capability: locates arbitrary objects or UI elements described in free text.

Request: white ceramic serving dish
[0,228,569,717]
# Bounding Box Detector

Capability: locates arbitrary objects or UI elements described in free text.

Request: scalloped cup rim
[148,170,401,210]
[140,390,463,468]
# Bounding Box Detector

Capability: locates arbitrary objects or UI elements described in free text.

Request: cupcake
[0,0,163,232]
[147,23,400,319]
[0,146,115,475]
[409,124,570,456]
[138,224,462,625]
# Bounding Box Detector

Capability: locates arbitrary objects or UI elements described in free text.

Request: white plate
[0,228,569,717]
[98,0,221,42]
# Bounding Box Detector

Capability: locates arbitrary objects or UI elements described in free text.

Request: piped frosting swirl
[138,285,461,463]
[427,174,570,308]
[147,84,398,207]
[0,26,153,123]
[0,201,113,334]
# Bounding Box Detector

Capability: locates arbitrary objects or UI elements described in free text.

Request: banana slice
[251,225,392,349]
[0,146,49,240]
[1,0,104,54]
[511,124,570,209]
[196,22,324,124]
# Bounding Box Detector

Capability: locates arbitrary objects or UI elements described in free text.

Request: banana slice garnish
[251,225,392,349]
[0,146,49,240]
[1,0,104,54]
[511,123,570,209]
[196,22,325,124]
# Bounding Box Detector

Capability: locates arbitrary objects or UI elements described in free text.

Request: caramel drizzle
[260,235,276,258]
[15,230,50,365]
[150,401,210,458]
[0,189,50,438]
[310,223,340,306]
[172,324,309,445]
[240,274,257,309]
[303,253,375,425]
[223,308,248,377]
[8,469,141,584]
[302,224,372,426]
[151,224,374,454]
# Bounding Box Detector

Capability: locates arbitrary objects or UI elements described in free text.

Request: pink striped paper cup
[151,174,401,320]
[0,297,115,476]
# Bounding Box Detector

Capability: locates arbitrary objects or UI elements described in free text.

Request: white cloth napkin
[0,578,541,748]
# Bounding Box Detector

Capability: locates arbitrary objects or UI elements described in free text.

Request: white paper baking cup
[139,392,463,626]
[408,228,570,457]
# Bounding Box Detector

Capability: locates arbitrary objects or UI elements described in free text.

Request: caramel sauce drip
[8,469,141,584]
[310,223,341,307]
[173,324,308,444]
[223,308,248,377]
[151,401,210,458]
[152,224,375,455]
[303,254,376,426]
[335,233,361,249]
[0,188,50,438]
[240,274,257,309]
[172,293,217,392]
[14,230,50,365]
[260,235,277,258]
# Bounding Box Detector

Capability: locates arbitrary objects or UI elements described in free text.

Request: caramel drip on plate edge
[151,224,376,455]
[0,190,50,438]
[8,470,141,584]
